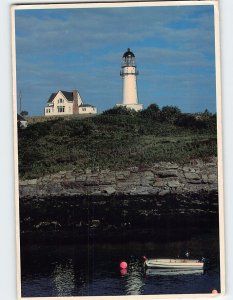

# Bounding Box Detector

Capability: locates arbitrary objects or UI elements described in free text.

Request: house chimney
[73,90,79,114]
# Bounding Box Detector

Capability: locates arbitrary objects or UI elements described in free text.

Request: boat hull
[145,259,204,270]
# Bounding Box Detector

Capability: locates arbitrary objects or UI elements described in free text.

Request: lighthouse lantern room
[117,48,143,111]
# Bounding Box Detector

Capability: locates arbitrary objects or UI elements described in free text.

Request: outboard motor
[201,257,206,263]
[142,256,148,268]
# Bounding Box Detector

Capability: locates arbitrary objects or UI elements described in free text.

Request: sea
[20,227,221,297]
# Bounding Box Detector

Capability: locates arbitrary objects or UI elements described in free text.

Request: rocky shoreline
[19,157,218,198]
[19,157,219,244]
[20,191,219,244]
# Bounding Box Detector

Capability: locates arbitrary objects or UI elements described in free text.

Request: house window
[46,108,50,113]
[58,98,64,104]
[57,106,65,113]
[82,108,86,111]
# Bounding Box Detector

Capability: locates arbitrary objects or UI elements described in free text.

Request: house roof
[47,93,57,103]
[47,90,74,103]
[60,91,74,101]
[79,104,95,108]
[46,90,96,108]
[17,114,27,121]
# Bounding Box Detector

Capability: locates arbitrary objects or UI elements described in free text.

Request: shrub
[102,106,138,116]
[160,106,182,124]
[140,103,160,119]
[17,107,217,179]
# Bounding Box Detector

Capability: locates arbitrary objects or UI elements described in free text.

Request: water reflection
[21,232,220,297]
[124,259,145,295]
[53,258,75,296]
[145,268,204,277]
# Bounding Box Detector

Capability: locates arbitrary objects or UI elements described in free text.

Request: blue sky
[15,4,216,116]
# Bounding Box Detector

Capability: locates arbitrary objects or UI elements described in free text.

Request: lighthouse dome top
[123,48,135,58]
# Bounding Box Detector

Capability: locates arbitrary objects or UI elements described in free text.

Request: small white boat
[144,258,204,270]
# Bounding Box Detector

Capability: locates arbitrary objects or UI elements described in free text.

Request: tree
[202,109,213,119]
[159,106,182,124]
[140,103,160,119]
[102,106,137,116]
[20,111,28,116]
[175,113,207,129]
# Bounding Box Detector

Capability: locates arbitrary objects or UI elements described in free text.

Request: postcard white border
[11,1,225,299]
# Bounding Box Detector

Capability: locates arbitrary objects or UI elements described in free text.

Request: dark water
[21,229,221,297]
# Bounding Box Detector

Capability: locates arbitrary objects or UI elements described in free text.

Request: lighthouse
[117,48,143,111]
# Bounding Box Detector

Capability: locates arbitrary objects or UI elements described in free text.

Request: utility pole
[18,90,22,114]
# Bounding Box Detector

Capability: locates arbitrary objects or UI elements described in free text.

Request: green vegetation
[18,105,217,179]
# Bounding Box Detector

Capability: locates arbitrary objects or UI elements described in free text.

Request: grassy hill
[18,107,217,179]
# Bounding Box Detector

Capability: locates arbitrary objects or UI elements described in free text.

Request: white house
[17,114,28,128]
[44,90,97,116]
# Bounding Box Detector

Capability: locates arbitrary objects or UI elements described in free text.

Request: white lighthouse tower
[117,48,143,111]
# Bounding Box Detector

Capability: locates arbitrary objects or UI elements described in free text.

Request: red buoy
[212,289,218,294]
[120,261,128,269]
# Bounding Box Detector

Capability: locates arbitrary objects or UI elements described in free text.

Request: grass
[18,113,217,179]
